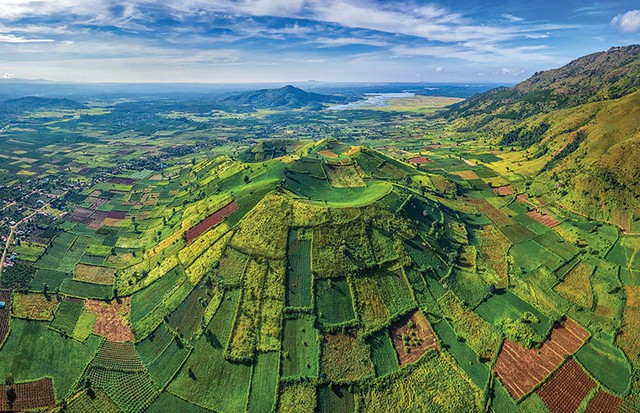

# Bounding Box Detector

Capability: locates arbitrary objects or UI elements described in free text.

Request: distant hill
[448,45,640,123]
[1,96,86,113]
[222,85,348,110]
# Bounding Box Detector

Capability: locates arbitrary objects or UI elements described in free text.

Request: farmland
[0,78,637,413]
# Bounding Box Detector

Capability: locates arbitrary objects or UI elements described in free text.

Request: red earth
[390,310,438,366]
[493,185,514,196]
[185,200,238,244]
[494,318,589,400]
[527,210,560,227]
[407,156,431,165]
[516,193,529,203]
[537,359,597,413]
[85,296,133,342]
[585,390,622,413]
[0,378,56,411]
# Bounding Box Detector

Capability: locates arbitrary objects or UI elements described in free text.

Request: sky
[0,0,639,83]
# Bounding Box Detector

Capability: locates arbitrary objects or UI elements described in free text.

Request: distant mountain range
[1,96,86,114]
[222,85,349,110]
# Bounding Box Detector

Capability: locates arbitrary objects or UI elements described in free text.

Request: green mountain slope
[223,85,347,110]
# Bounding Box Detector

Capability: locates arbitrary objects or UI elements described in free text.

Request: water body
[329,92,415,110]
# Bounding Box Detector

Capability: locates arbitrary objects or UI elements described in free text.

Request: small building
[0,301,5,309]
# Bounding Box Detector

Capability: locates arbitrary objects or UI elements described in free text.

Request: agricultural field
[0,80,637,413]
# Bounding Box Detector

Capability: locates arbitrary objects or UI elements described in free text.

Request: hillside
[448,45,640,123]
[1,96,86,113]
[223,85,347,110]
[447,45,640,224]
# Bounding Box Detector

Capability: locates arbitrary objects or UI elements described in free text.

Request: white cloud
[4,73,15,78]
[502,13,523,22]
[611,10,640,33]
[0,34,54,43]
[435,66,442,72]
[501,67,525,76]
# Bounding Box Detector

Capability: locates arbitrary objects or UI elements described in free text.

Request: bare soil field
[390,310,437,366]
[537,359,597,413]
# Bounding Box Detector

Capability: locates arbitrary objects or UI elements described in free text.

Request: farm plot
[85,297,133,342]
[87,341,160,413]
[466,197,514,227]
[12,292,59,321]
[130,266,183,324]
[168,290,252,413]
[317,385,355,413]
[146,391,212,413]
[0,290,11,345]
[367,330,400,377]
[0,377,56,412]
[74,263,116,285]
[476,225,511,288]
[247,351,280,413]
[351,275,390,332]
[616,306,640,360]
[536,359,597,413]
[320,331,374,382]
[31,268,69,290]
[316,278,356,326]
[146,340,191,388]
[511,240,564,273]
[585,390,622,413]
[286,229,312,308]
[554,261,594,309]
[312,219,375,278]
[281,316,319,379]
[216,246,249,287]
[61,279,113,300]
[575,337,630,396]
[377,269,415,317]
[66,389,119,413]
[492,185,514,196]
[527,210,560,227]
[389,310,437,366]
[277,381,317,413]
[499,223,537,244]
[50,298,85,335]
[185,200,238,244]
[494,318,590,400]
[167,279,212,340]
[323,163,366,188]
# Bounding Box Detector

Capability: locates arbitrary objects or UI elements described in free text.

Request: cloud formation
[611,10,640,33]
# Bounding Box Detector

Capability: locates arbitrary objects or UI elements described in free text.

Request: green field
[286,229,313,308]
[247,351,280,412]
[316,278,356,326]
[575,337,631,395]
[281,316,319,378]
[367,329,400,377]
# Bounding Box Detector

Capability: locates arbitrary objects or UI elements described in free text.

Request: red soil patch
[527,210,560,228]
[66,207,94,223]
[390,310,437,366]
[108,177,136,185]
[87,211,109,230]
[107,210,128,220]
[516,193,529,203]
[493,185,514,196]
[495,318,589,400]
[537,359,597,413]
[585,390,622,413]
[0,290,11,345]
[185,200,238,244]
[85,297,133,342]
[85,196,109,209]
[317,149,339,159]
[0,378,56,411]
[407,156,431,165]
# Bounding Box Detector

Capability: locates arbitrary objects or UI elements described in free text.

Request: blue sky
[0,0,639,83]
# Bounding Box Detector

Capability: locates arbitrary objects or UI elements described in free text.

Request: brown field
[85,297,133,342]
[527,210,560,227]
[67,207,94,223]
[317,149,338,159]
[537,359,597,413]
[0,290,11,345]
[494,318,589,400]
[390,310,437,366]
[85,196,109,209]
[466,198,515,227]
[74,263,117,285]
[554,261,594,308]
[585,390,622,413]
[107,210,128,220]
[407,156,430,165]
[611,209,632,233]
[108,177,136,185]
[12,292,60,321]
[0,378,56,411]
[451,170,480,180]
[516,193,529,203]
[616,307,640,360]
[624,285,640,308]
[493,185,514,196]
[185,200,238,244]
[87,211,109,229]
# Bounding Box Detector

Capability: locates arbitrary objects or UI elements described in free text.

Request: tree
[5,372,14,386]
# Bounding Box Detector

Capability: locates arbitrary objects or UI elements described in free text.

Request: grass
[358,351,482,412]
[30,268,69,290]
[147,340,191,388]
[286,228,313,308]
[367,329,400,377]
[130,266,183,324]
[60,279,113,299]
[146,391,212,413]
[72,310,97,341]
[277,382,316,413]
[317,385,356,413]
[281,316,319,379]
[0,319,101,400]
[167,289,252,413]
[377,269,416,317]
[475,290,552,337]
[50,299,85,335]
[554,261,594,308]
[575,336,631,396]
[316,278,356,326]
[510,240,563,273]
[247,351,280,413]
